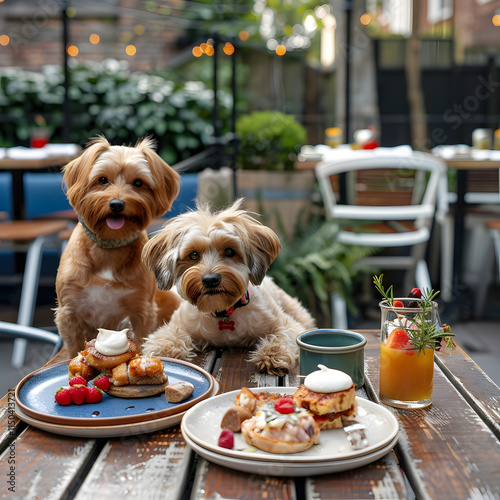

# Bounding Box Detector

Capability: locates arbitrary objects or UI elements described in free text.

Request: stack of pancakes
[293,383,357,429]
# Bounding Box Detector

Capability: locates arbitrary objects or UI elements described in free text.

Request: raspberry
[218,429,234,449]
[410,288,422,298]
[69,376,88,387]
[94,375,111,392]
[85,387,103,404]
[55,387,72,406]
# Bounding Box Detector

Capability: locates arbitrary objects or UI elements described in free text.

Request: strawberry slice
[393,300,404,308]
[386,328,411,350]
[274,397,294,414]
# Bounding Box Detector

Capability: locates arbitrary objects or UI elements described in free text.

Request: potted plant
[268,213,375,327]
[235,110,315,238]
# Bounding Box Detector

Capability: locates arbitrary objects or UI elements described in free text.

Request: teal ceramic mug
[296,329,367,387]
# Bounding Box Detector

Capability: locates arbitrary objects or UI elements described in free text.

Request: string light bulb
[67,45,79,56]
[360,13,371,26]
[239,30,250,41]
[276,45,286,56]
[223,42,234,55]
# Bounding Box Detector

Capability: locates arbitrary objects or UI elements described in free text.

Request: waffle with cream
[293,364,357,430]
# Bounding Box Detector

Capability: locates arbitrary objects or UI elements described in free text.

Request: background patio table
[1,330,499,499]
[443,156,500,287]
[0,145,80,221]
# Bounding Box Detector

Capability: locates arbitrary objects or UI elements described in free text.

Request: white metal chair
[315,150,447,328]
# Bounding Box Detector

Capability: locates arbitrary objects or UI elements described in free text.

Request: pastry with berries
[240,395,320,454]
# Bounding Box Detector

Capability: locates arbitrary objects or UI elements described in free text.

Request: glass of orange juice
[379,298,438,409]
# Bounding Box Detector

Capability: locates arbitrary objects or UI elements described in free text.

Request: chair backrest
[315,150,447,247]
[0,321,63,361]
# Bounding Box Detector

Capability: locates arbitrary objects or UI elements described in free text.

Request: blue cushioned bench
[0,172,198,276]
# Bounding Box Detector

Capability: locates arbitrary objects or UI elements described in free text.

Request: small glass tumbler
[30,127,49,148]
[379,298,438,409]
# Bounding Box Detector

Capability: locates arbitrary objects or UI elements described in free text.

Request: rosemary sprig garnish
[373,274,454,354]
[373,274,393,305]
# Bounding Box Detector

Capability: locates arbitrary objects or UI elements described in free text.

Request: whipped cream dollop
[95,328,130,355]
[304,364,353,393]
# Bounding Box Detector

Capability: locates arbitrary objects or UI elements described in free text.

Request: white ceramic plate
[15,379,219,438]
[184,432,399,477]
[181,387,399,464]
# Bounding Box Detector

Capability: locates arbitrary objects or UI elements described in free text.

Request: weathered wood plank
[0,345,69,454]
[191,348,297,500]
[73,429,191,500]
[366,355,500,499]
[72,350,217,500]
[0,426,99,500]
[212,347,279,392]
[436,342,500,436]
[0,392,24,455]
[194,461,298,500]
[305,454,407,500]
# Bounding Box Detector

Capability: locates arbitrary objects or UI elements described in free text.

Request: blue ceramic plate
[15,358,214,427]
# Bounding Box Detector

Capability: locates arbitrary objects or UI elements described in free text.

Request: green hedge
[235,110,307,170]
[0,59,234,164]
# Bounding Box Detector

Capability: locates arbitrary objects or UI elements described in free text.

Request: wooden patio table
[1,330,499,499]
[0,146,80,221]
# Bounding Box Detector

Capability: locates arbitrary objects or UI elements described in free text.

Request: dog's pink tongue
[106,215,125,230]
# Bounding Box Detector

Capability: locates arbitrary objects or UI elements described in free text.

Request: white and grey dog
[141,200,316,375]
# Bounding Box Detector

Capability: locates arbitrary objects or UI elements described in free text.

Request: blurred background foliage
[0,58,242,165]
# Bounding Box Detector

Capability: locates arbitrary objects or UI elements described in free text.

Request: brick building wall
[0,0,185,71]
[454,0,500,60]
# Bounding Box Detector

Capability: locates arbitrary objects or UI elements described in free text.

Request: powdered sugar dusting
[139,356,157,372]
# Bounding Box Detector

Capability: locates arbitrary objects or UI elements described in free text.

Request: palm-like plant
[268,213,376,320]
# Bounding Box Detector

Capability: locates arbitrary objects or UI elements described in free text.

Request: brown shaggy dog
[55,137,181,356]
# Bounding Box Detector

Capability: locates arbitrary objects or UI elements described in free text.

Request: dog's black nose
[202,273,221,288]
[109,199,125,213]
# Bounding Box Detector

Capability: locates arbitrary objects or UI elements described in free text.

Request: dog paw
[142,338,192,360]
[255,360,289,377]
[250,344,296,376]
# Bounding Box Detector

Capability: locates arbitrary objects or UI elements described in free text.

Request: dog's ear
[63,137,110,205]
[135,137,180,218]
[244,217,281,285]
[142,228,180,291]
